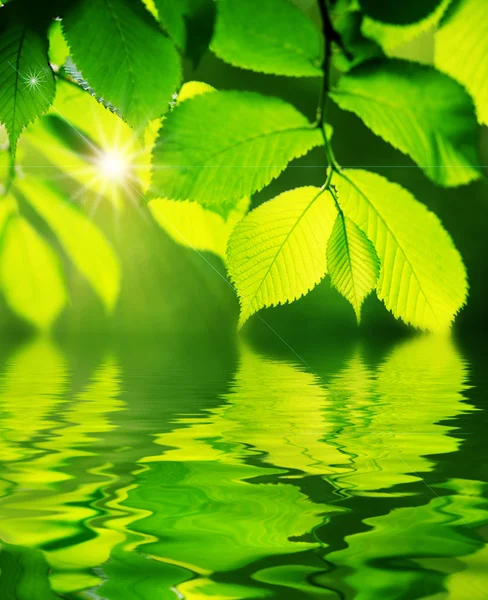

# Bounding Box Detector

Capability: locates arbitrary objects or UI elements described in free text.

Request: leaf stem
[316,0,341,179]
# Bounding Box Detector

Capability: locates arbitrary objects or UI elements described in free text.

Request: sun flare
[97,150,128,182]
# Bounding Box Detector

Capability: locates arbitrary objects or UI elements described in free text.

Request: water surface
[0,335,486,599]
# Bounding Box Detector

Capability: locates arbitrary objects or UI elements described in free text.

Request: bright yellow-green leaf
[331,58,481,186]
[177,80,215,103]
[0,216,66,329]
[334,170,468,331]
[48,20,70,68]
[211,0,322,76]
[19,179,121,312]
[149,196,249,260]
[0,195,15,236]
[327,213,380,321]
[227,186,337,327]
[436,0,488,125]
[150,91,324,217]
[149,80,249,258]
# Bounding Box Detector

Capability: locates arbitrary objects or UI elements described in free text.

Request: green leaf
[0,18,55,156]
[359,0,444,25]
[331,58,481,187]
[0,196,15,237]
[227,186,337,327]
[149,196,249,260]
[61,0,181,131]
[19,179,121,312]
[362,0,451,53]
[211,0,322,76]
[327,212,380,321]
[435,0,488,126]
[0,216,66,329]
[334,169,468,331]
[150,91,324,216]
[153,0,187,48]
[48,19,70,68]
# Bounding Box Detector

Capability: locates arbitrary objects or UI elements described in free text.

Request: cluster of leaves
[0,0,485,331]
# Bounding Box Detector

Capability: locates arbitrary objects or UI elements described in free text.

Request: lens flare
[98,151,128,181]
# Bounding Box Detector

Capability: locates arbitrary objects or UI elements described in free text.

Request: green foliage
[435,0,488,126]
[153,0,187,49]
[362,0,451,53]
[0,0,481,332]
[331,59,481,186]
[327,211,380,322]
[0,17,55,157]
[211,0,323,76]
[19,179,121,312]
[150,91,323,216]
[359,0,444,25]
[334,170,468,330]
[0,215,66,330]
[62,0,181,131]
[227,187,337,327]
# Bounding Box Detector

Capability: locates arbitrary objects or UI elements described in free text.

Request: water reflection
[0,335,486,599]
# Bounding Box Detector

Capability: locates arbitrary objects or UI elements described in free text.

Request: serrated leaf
[327,213,380,321]
[62,57,121,116]
[334,170,468,331]
[435,0,488,126]
[0,216,66,329]
[149,80,250,259]
[150,91,324,216]
[227,186,337,327]
[61,0,181,132]
[331,58,481,187]
[359,0,444,25]
[362,0,451,53]
[19,179,121,312]
[211,0,322,76]
[0,18,55,156]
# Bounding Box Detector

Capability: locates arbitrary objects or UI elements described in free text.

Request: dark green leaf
[62,0,182,131]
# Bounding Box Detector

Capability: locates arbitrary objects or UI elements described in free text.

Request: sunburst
[21,68,46,91]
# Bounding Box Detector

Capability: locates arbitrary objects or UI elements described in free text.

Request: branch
[316,0,340,171]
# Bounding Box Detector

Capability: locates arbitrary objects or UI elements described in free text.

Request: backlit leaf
[150,91,324,216]
[334,170,468,331]
[331,58,481,187]
[19,179,121,312]
[436,0,488,125]
[327,213,380,321]
[211,0,322,76]
[149,196,249,260]
[0,216,66,329]
[362,0,451,53]
[62,0,181,131]
[227,186,337,327]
